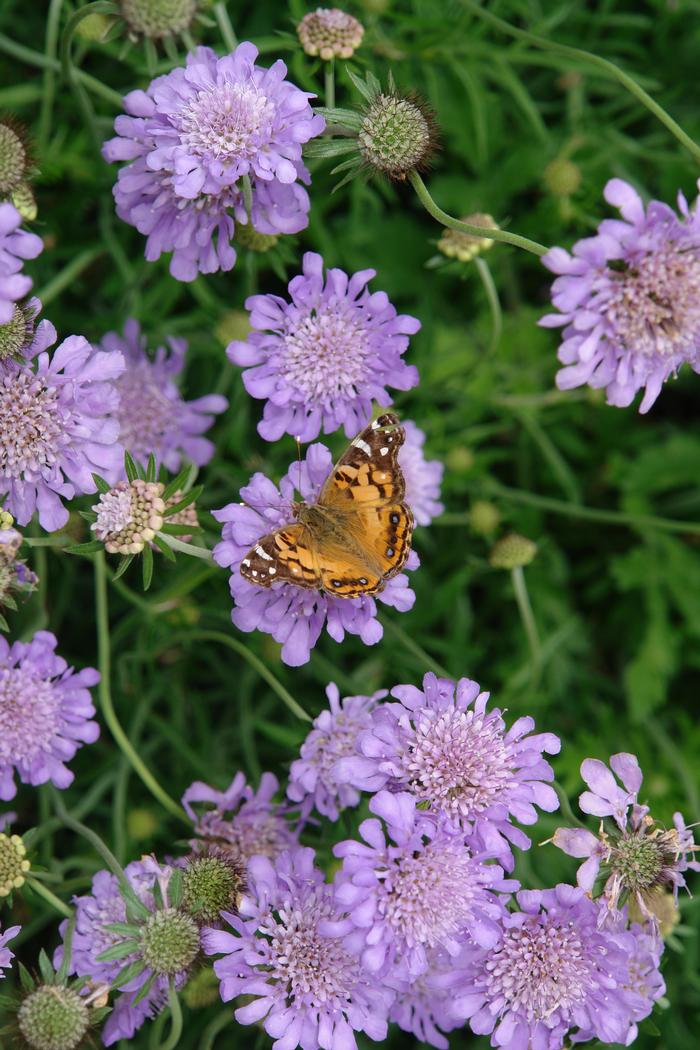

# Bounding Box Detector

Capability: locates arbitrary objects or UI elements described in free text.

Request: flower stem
[25,875,72,918]
[157,983,183,1050]
[93,553,189,823]
[461,0,700,167]
[474,257,502,354]
[38,0,64,152]
[35,247,102,307]
[325,58,336,110]
[157,533,217,564]
[52,789,127,880]
[0,34,123,107]
[409,170,548,257]
[511,566,541,685]
[551,780,588,830]
[213,2,238,52]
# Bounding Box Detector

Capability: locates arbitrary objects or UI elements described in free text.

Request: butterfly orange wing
[239,524,321,590]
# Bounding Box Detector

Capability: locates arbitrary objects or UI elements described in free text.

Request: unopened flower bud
[489,533,537,569]
[120,0,198,40]
[234,222,278,253]
[0,300,37,362]
[92,479,165,554]
[438,214,498,262]
[297,8,365,60]
[543,157,581,198]
[18,985,89,1050]
[182,848,245,926]
[468,500,501,536]
[359,92,438,180]
[0,831,30,896]
[0,118,30,199]
[140,907,200,975]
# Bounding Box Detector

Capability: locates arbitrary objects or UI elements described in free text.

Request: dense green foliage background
[1,0,700,1046]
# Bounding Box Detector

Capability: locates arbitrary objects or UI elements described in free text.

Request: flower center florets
[178,84,276,162]
[0,371,65,478]
[280,307,370,403]
[0,666,59,764]
[92,479,165,555]
[610,831,666,891]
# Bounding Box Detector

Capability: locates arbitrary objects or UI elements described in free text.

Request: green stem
[409,170,548,257]
[157,984,183,1050]
[0,33,122,106]
[325,58,336,109]
[474,257,502,354]
[552,781,588,830]
[213,2,238,52]
[52,790,127,880]
[94,553,189,823]
[60,2,120,155]
[35,248,102,307]
[25,876,72,918]
[461,0,700,166]
[38,0,64,151]
[198,1010,231,1050]
[158,533,217,564]
[23,534,72,547]
[57,914,76,980]
[511,566,541,684]
[181,629,311,722]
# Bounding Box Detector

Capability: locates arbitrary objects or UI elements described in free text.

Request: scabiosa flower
[228,252,420,442]
[183,771,297,862]
[0,922,19,976]
[329,791,513,978]
[459,885,647,1049]
[552,752,700,921]
[336,673,560,868]
[0,203,41,324]
[99,319,227,470]
[541,177,700,412]
[297,8,365,60]
[437,214,498,262]
[102,44,324,281]
[202,846,391,1050]
[287,682,387,821]
[91,479,165,554]
[0,320,124,531]
[388,947,479,1050]
[0,631,99,801]
[213,442,417,667]
[399,421,443,526]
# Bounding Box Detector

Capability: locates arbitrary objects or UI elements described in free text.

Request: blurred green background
[1,0,699,1046]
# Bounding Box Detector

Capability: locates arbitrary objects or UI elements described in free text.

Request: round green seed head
[18,986,89,1050]
[140,907,200,975]
[612,834,665,893]
[359,93,437,180]
[182,965,221,1009]
[234,223,279,253]
[0,831,30,896]
[182,853,244,926]
[489,533,537,569]
[543,157,582,198]
[0,303,35,363]
[120,0,198,39]
[468,500,501,537]
[0,120,28,196]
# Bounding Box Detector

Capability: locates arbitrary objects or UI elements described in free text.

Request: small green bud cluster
[438,214,498,263]
[297,8,365,60]
[0,831,30,897]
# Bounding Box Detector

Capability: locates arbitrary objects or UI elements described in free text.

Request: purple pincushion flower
[0,320,125,531]
[99,318,227,471]
[399,421,443,526]
[0,922,20,976]
[0,631,99,801]
[335,672,560,868]
[287,682,387,821]
[0,203,42,323]
[202,845,391,1050]
[328,791,514,978]
[56,860,173,1046]
[227,252,420,442]
[212,442,417,667]
[387,947,481,1050]
[553,752,700,920]
[182,770,297,861]
[103,44,324,281]
[459,885,650,1050]
[541,178,700,412]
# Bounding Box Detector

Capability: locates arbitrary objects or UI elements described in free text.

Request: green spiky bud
[140,908,200,975]
[11,182,37,222]
[234,223,279,253]
[0,831,30,896]
[543,157,582,198]
[120,0,198,39]
[17,986,89,1050]
[489,533,537,569]
[215,309,251,347]
[358,93,438,180]
[468,500,501,537]
[182,850,245,926]
[0,119,29,198]
[0,301,36,363]
[182,966,221,1009]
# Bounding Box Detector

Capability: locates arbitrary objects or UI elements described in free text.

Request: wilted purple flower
[0,202,42,323]
[0,320,124,531]
[553,752,699,921]
[459,885,647,1050]
[99,319,227,470]
[212,443,417,667]
[0,631,99,801]
[202,846,391,1050]
[56,860,175,1046]
[287,682,387,820]
[328,791,514,978]
[182,770,297,861]
[387,947,479,1050]
[336,673,560,868]
[227,252,420,442]
[103,44,324,281]
[399,420,443,526]
[0,922,19,976]
[541,178,700,412]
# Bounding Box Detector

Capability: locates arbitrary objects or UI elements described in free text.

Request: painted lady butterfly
[240,413,414,598]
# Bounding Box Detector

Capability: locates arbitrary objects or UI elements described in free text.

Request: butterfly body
[240,414,414,599]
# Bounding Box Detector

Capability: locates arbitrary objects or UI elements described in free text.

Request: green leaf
[168,868,183,908]
[112,959,147,989]
[160,523,199,536]
[345,67,375,102]
[142,544,154,591]
[113,554,135,580]
[124,450,139,482]
[95,939,140,963]
[65,540,104,556]
[38,949,55,984]
[78,510,98,523]
[304,138,359,159]
[152,534,177,561]
[163,486,203,517]
[131,971,157,1007]
[92,473,112,495]
[0,612,8,632]
[18,962,34,992]
[162,464,194,501]
[146,453,157,482]
[103,922,141,937]
[120,883,150,921]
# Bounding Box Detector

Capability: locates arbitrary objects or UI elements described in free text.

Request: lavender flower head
[335,672,560,868]
[202,846,391,1050]
[388,947,481,1050]
[328,791,514,978]
[0,202,42,323]
[182,770,297,862]
[57,860,172,1046]
[0,630,99,801]
[0,922,20,976]
[399,420,444,526]
[227,252,420,442]
[459,885,652,1050]
[103,44,324,281]
[287,682,387,821]
[99,319,227,471]
[553,752,699,921]
[212,442,417,667]
[541,178,700,412]
[0,318,125,531]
